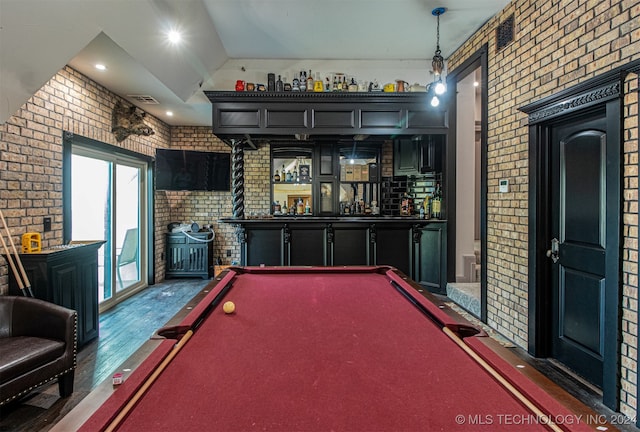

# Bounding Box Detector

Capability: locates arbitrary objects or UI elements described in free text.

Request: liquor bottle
[282,164,287,182]
[333,76,338,92]
[400,193,409,216]
[299,71,307,91]
[314,73,324,92]
[342,77,349,91]
[325,77,331,92]
[274,169,280,182]
[423,192,432,219]
[343,202,350,215]
[275,75,283,92]
[432,183,442,219]
[306,70,314,92]
[297,198,304,215]
[286,169,292,182]
[282,202,288,215]
[293,164,298,182]
[305,200,311,214]
[348,78,358,92]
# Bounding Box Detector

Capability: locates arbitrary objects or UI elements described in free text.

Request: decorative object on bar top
[111,100,155,142]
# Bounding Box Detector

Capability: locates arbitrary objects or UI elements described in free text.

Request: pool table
[78,266,603,431]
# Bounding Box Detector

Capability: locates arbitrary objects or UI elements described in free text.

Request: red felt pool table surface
[79,266,601,431]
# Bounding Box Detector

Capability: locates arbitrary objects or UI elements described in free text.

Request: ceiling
[0,0,509,127]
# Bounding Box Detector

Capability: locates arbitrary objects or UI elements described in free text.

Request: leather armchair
[0,296,77,406]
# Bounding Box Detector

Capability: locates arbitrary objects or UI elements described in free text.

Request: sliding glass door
[70,145,148,309]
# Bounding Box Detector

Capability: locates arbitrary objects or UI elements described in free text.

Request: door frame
[62,132,156,300]
[520,67,636,409]
[446,44,489,321]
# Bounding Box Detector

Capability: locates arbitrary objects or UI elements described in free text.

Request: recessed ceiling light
[95,64,107,71]
[474,81,479,87]
[167,30,182,44]
[166,111,174,116]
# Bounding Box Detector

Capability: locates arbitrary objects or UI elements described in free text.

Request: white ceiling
[0,0,509,127]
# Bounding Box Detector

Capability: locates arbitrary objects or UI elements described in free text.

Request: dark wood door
[549,114,606,387]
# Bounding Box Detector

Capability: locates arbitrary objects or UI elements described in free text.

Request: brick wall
[162,128,272,267]
[0,66,170,294]
[447,0,640,417]
[622,72,639,416]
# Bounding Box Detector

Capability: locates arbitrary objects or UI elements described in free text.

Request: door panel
[559,268,604,355]
[550,114,606,387]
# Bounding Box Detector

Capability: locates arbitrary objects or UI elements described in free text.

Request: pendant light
[430,7,446,106]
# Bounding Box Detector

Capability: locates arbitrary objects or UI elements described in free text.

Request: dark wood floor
[1,278,638,431]
[0,278,210,432]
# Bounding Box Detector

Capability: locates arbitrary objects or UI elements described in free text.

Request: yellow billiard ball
[223,301,235,314]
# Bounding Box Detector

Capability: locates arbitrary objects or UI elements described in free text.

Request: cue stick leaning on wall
[0,209,33,297]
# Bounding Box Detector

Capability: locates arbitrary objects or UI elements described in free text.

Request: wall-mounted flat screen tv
[155,149,231,191]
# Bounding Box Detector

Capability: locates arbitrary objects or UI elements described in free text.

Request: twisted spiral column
[231,139,245,219]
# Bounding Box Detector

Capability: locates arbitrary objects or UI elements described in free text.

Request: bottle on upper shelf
[306,70,314,92]
[314,73,324,92]
[299,71,307,91]
[275,75,283,92]
[274,169,280,182]
[348,78,358,92]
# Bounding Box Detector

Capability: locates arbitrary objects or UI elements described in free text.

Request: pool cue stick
[104,329,194,432]
[0,209,33,297]
[0,227,27,295]
[442,327,564,432]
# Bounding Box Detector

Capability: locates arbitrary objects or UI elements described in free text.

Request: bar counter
[220,216,447,293]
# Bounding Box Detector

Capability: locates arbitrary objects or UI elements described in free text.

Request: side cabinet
[165,232,213,279]
[414,223,447,294]
[7,241,104,346]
